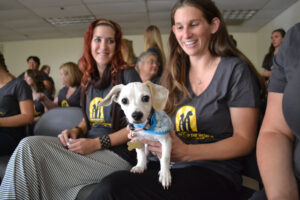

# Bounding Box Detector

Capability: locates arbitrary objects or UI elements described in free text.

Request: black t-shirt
[58,86,81,108]
[170,57,261,189]
[0,78,32,140]
[33,90,52,117]
[268,23,300,180]
[85,68,141,165]
[262,54,274,71]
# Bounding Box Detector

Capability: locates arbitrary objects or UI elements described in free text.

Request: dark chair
[240,149,263,199]
[0,155,11,183]
[33,107,83,136]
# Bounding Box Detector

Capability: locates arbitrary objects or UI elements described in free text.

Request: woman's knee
[19,136,46,149]
[16,136,57,157]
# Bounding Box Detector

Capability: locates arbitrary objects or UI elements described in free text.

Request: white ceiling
[0,0,297,42]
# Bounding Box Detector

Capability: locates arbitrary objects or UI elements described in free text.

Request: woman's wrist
[73,126,85,137]
[183,144,192,162]
[99,135,111,149]
[94,138,101,150]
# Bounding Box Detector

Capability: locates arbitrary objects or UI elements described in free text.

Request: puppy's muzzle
[132,111,143,122]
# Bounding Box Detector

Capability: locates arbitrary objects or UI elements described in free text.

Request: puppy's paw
[130,165,147,174]
[158,169,172,189]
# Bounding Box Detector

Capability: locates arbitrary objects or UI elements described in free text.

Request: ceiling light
[222,10,257,25]
[45,16,96,25]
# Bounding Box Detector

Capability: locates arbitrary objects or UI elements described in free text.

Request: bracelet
[74,126,84,137]
[99,135,111,149]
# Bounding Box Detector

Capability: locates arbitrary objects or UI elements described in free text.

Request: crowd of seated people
[0,0,299,199]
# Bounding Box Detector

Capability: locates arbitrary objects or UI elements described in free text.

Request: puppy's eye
[121,98,128,105]
[142,95,149,102]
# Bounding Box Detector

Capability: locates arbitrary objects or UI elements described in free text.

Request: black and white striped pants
[0,136,131,200]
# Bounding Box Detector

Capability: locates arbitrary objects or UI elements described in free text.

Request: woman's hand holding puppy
[139,131,189,162]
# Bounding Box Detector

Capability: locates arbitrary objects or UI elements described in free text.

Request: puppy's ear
[144,81,169,111]
[99,84,124,106]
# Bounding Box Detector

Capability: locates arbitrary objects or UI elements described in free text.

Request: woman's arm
[263,69,271,79]
[257,92,298,200]
[39,93,58,109]
[0,99,34,127]
[63,119,129,155]
[147,107,259,162]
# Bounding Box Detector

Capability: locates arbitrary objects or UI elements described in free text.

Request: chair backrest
[34,107,83,136]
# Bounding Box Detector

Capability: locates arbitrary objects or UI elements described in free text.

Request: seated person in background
[40,64,51,75]
[40,64,56,98]
[250,23,300,200]
[38,62,82,109]
[0,52,33,156]
[86,0,264,199]
[24,69,51,122]
[0,18,141,200]
[121,38,137,66]
[18,56,54,99]
[144,25,166,70]
[135,50,162,83]
[261,28,285,81]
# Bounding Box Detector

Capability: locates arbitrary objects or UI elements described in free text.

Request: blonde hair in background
[121,39,136,66]
[59,62,82,87]
[144,25,166,68]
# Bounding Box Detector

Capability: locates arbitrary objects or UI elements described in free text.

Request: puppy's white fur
[99,81,172,188]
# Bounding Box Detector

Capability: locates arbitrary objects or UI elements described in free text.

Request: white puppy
[99,81,172,189]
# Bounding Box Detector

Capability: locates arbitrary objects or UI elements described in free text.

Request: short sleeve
[268,23,300,94]
[227,62,260,107]
[268,56,286,93]
[123,68,142,84]
[16,79,32,102]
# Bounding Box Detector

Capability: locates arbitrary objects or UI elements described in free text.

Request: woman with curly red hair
[0,19,141,200]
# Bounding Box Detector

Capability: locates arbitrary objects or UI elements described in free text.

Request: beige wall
[1,34,168,93]
[231,33,258,69]
[2,38,84,92]
[1,0,299,95]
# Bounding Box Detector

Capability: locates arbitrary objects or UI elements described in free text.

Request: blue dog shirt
[133,110,172,135]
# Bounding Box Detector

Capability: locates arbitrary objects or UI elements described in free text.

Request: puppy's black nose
[132,111,143,121]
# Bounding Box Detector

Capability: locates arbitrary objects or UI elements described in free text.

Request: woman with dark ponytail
[261,28,285,80]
